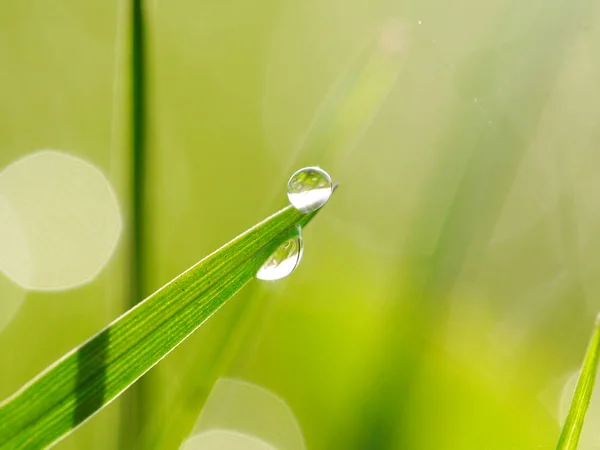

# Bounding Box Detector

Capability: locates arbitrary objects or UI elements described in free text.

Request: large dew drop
[287,167,333,213]
[256,235,304,281]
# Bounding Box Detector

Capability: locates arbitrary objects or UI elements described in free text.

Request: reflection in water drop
[0,150,122,290]
[287,167,333,213]
[256,233,304,281]
[559,370,600,448]
[181,430,276,450]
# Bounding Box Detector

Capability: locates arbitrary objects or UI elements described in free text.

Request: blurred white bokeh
[0,192,30,331]
[0,191,32,284]
[181,430,276,450]
[182,378,305,450]
[0,150,122,290]
[0,271,26,333]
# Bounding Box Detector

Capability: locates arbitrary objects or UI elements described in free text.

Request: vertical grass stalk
[121,0,148,447]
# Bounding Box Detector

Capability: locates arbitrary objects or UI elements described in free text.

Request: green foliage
[0,205,323,449]
[555,315,600,450]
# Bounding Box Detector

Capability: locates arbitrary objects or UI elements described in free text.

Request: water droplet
[256,234,304,281]
[287,167,333,213]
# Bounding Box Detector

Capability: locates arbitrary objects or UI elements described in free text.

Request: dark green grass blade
[556,315,600,450]
[0,205,322,450]
[123,0,149,446]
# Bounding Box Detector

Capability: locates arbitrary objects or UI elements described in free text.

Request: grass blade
[0,204,323,449]
[556,315,600,450]
[129,0,147,310]
[123,0,150,445]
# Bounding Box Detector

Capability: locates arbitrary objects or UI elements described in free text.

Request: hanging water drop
[256,234,304,281]
[287,167,333,213]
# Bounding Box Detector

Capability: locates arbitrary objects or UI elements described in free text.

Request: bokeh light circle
[0,192,29,332]
[181,430,276,450]
[0,272,26,333]
[0,150,122,290]
[186,378,305,450]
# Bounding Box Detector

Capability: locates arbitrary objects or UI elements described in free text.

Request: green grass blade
[129,0,147,310]
[123,0,149,445]
[556,315,600,450]
[0,204,322,449]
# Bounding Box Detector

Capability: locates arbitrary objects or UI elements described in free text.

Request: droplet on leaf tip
[286,167,333,213]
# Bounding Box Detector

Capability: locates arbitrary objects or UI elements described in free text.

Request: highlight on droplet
[0,150,122,291]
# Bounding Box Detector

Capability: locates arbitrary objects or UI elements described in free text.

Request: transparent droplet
[256,235,304,281]
[287,167,333,213]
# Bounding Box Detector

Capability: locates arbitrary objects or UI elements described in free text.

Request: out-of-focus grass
[121,0,149,447]
[336,0,596,448]
[556,316,600,450]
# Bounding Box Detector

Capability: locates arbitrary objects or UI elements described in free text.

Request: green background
[1,0,600,448]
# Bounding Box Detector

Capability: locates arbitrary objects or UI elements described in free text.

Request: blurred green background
[1,0,600,448]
